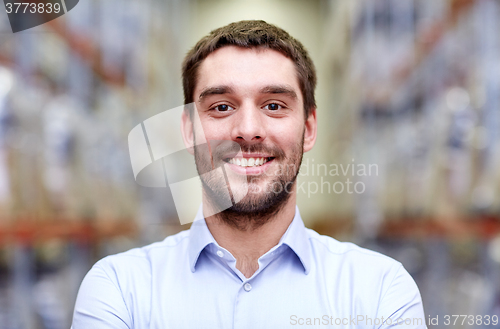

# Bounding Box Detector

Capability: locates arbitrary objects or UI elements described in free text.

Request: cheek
[197,119,230,140]
[269,120,304,143]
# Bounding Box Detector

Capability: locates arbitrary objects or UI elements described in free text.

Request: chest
[139,256,379,329]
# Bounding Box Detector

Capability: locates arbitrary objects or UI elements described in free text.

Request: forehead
[195,46,302,99]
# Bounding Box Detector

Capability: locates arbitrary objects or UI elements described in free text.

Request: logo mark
[128,104,248,224]
[3,0,79,33]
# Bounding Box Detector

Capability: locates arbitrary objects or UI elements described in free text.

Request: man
[72,20,427,328]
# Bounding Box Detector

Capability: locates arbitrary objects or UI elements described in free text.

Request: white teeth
[228,157,269,167]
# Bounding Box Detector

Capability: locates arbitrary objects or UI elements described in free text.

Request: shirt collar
[280,205,312,274]
[188,205,312,274]
[188,205,214,273]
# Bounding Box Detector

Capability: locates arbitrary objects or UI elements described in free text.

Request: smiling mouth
[223,157,274,167]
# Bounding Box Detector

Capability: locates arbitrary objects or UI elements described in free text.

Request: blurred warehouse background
[0,0,499,328]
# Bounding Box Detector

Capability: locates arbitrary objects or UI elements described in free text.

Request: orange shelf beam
[0,218,137,245]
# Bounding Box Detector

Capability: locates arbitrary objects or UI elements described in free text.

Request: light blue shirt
[72,206,427,328]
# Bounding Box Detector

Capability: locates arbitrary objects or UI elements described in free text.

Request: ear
[303,108,317,153]
[181,109,195,155]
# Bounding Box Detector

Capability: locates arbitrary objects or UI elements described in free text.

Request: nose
[231,103,266,143]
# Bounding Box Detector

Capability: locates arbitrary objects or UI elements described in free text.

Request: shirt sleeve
[72,261,132,329]
[377,265,427,329]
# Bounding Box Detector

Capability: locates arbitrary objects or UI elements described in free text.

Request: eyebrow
[198,86,234,101]
[259,85,298,99]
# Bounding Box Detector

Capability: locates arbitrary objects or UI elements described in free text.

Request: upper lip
[223,153,275,160]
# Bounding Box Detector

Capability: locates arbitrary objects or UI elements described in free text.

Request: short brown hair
[182,20,317,118]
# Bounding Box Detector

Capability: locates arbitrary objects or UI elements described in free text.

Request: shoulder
[73,230,192,327]
[307,228,398,261]
[94,229,190,279]
[305,228,403,278]
[304,229,421,308]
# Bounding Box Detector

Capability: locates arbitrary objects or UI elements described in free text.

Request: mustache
[211,141,286,161]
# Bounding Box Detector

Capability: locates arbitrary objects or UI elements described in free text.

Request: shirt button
[216,250,224,257]
[244,283,252,292]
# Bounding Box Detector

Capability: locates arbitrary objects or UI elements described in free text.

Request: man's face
[183,46,316,223]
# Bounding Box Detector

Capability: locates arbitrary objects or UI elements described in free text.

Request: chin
[230,180,292,213]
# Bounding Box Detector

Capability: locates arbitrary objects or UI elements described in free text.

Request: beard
[194,133,304,231]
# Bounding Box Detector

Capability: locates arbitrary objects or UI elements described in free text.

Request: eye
[264,103,282,111]
[212,104,234,112]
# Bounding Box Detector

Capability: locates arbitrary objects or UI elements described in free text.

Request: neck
[204,194,297,278]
